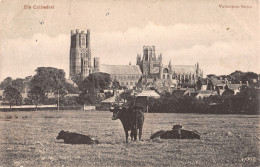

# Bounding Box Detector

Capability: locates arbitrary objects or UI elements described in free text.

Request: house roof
[100,64,142,75]
[136,90,160,98]
[199,78,208,85]
[227,84,241,90]
[172,90,186,97]
[210,78,225,86]
[101,96,116,103]
[198,90,214,95]
[183,88,196,96]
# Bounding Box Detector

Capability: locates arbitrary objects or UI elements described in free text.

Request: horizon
[0,0,259,81]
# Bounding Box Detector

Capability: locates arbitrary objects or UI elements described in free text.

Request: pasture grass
[0,110,259,167]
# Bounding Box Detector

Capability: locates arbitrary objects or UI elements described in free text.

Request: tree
[3,85,22,109]
[29,67,67,97]
[64,82,78,94]
[28,86,45,111]
[12,78,25,92]
[229,71,258,84]
[0,77,13,90]
[119,90,134,105]
[111,79,121,90]
[79,72,111,104]
[104,91,113,99]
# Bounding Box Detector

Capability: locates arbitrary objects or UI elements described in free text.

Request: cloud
[0,33,70,80]
[0,22,258,81]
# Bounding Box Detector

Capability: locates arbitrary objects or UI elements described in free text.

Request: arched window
[121,82,124,85]
[126,82,128,85]
[167,75,169,79]
[163,68,169,73]
[163,75,165,79]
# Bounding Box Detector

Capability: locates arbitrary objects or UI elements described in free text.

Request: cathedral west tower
[70,29,99,80]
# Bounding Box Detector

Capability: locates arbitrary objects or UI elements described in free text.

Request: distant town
[0,29,259,114]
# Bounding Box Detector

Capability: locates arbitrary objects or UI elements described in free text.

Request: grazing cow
[56,130,99,144]
[110,105,144,143]
[150,125,200,140]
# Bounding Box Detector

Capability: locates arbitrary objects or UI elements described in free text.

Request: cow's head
[110,105,123,120]
[56,130,66,140]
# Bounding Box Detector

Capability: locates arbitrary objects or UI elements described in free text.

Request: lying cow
[110,105,144,143]
[56,130,99,144]
[150,125,200,140]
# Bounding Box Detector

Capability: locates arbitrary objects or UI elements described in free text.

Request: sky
[0,0,259,81]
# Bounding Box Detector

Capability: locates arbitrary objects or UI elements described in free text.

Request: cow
[56,130,99,144]
[150,125,200,140]
[110,105,144,143]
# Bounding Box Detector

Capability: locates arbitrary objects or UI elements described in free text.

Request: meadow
[0,110,259,167]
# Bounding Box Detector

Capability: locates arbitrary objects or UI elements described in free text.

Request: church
[69,29,203,88]
[136,46,203,87]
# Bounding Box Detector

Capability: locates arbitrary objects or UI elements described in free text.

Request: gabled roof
[100,64,142,75]
[198,90,214,95]
[227,84,241,90]
[136,90,160,98]
[183,88,196,96]
[210,78,225,86]
[199,78,208,85]
[101,96,116,103]
[172,90,186,98]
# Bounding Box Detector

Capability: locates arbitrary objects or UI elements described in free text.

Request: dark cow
[150,125,200,140]
[110,105,144,143]
[56,130,99,144]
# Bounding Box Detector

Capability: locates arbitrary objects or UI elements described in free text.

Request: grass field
[0,110,259,167]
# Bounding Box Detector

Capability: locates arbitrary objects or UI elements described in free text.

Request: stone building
[136,46,203,87]
[69,29,203,88]
[99,64,142,89]
[69,29,100,80]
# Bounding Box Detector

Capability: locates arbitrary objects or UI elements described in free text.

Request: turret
[168,60,172,68]
[136,54,141,64]
[75,29,80,49]
[158,53,162,61]
[86,29,90,48]
[143,46,148,61]
[94,57,100,72]
[152,46,156,60]
[159,61,163,79]
[148,46,152,61]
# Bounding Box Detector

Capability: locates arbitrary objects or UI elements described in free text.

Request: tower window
[81,37,85,46]
[163,68,169,73]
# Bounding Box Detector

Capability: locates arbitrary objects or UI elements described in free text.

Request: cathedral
[69,29,203,88]
[136,46,203,87]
